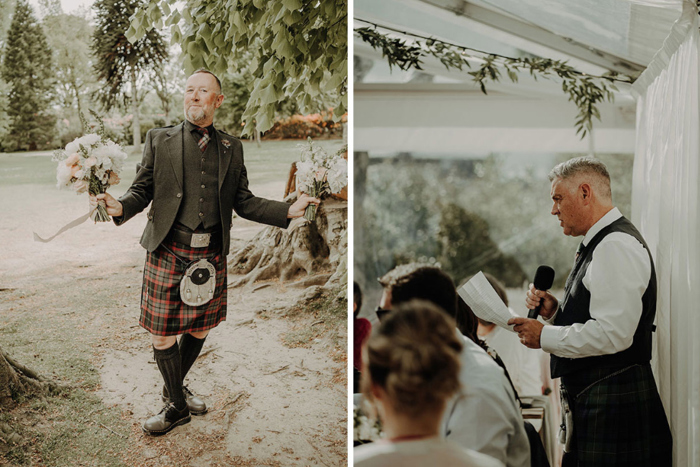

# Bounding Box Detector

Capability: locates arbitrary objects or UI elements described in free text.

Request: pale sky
[28,0,94,17]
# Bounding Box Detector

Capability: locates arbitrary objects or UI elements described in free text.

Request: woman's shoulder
[354,439,505,467]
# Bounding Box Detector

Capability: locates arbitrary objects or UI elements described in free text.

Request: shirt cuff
[543,306,560,324]
[540,325,563,355]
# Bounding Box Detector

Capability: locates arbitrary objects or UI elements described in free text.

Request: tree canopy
[127,0,347,136]
[43,9,94,116]
[1,0,55,150]
[92,0,168,146]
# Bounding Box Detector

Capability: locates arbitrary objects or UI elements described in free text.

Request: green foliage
[42,11,95,114]
[355,24,630,139]
[92,0,168,112]
[437,203,527,287]
[127,0,347,136]
[357,153,634,294]
[149,57,185,120]
[1,0,56,151]
[215,53,337,137]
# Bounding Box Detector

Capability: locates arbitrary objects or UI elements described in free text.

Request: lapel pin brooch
[222,139,231,148]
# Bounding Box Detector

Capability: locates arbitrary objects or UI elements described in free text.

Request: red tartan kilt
[140,239,227,336]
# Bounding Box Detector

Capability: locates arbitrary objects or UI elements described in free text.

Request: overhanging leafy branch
[355,22,636,139]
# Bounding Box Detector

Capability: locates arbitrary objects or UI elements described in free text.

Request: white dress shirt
[540,208,652,359]
[480,322,544,396]
[354,436,505,467]
[442,332,530,467]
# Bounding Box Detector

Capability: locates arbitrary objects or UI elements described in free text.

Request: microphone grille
[534,265,555,290]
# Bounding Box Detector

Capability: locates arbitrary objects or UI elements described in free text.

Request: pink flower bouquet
[53,113,127,222]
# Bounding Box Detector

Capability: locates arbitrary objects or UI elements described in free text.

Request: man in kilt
[94,69,319,435]
[509,157,672,466]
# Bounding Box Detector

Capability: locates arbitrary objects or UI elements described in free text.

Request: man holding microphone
[508,157,672,466]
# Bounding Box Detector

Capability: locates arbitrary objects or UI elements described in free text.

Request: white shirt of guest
[540,207,652,359]
[480,322,543,396]
[354,436,505,467]
[442,331,530,467]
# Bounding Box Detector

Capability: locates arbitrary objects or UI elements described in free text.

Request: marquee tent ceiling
[354,0,681,154]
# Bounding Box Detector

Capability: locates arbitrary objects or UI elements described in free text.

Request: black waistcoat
[175,128,220,230]
[550,216,657,380]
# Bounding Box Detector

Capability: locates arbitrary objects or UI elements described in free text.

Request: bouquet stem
[303,182,323,222]
[89,180,110,223]
[304,204,317,222]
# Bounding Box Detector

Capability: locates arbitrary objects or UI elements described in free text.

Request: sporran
[180,258,216,306]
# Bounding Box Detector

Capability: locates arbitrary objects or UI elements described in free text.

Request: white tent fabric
[629,1,700,465]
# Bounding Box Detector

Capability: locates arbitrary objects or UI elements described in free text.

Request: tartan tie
[195,128,209,152]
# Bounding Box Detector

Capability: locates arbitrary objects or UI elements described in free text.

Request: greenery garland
[355,21,636,139]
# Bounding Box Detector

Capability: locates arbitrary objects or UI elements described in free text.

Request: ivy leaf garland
[355,25,635,139]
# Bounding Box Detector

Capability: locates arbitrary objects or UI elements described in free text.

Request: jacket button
[176,193,182,198]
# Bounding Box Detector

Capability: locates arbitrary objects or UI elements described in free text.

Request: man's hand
[525,283,559,320]
[287,193,321,218]
[508,317,544,349]
[90,192,123,217]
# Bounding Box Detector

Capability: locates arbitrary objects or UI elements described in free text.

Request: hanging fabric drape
[629,1,700,466]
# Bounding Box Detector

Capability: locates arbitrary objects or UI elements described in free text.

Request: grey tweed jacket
[114,122,289,253]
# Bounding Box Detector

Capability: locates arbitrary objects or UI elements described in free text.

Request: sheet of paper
[458,271,518,332]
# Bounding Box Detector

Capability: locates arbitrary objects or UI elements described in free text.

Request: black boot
[142,403,190,436]
[162,385,208,415]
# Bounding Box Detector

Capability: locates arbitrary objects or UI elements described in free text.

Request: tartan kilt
[140,238,227,336]
[562,363,672,467]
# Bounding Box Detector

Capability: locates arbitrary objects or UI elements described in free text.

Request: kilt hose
[562,363,672,467]
[140,239,227,336]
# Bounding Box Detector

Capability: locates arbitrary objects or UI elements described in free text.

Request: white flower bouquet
[53,112,128,222]
[353,404,382,444]
[295,138,348,222]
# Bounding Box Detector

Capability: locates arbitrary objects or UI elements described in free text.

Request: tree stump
[228,198,347,293]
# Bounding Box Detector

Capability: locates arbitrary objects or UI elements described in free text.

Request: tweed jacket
[114,122,290,253]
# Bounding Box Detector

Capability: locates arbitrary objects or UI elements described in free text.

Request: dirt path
[0,181,347,466]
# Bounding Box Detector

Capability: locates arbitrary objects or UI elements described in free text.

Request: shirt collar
[582,207,622,247]
[184,120,215,134]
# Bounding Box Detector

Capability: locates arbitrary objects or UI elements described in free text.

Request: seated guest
[377,264,530,467]
[470,273,543,396]
[355,300,504,467]
[354,281,372,393]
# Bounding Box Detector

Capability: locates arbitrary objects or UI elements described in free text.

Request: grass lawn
[0,139,346,192]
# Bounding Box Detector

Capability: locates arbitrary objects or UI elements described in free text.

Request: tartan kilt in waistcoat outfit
[551,217,672,467]
[114,121,289,336]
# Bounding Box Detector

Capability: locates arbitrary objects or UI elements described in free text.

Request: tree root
[0,345,63,409]
[228,201,348,289]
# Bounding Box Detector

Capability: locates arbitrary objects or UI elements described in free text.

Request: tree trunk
[227,198,347,300]
[130,68,141,148]
[70,67,82,118]
[255,128,262,147]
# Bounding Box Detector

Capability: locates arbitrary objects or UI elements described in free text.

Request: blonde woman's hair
[362,300,463,417]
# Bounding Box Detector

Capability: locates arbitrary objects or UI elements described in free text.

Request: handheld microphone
[528,266,555,319]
